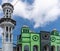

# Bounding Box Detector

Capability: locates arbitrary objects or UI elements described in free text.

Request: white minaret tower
[0,3,16,51]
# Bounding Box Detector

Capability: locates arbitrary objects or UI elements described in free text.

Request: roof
[2,3,14,9]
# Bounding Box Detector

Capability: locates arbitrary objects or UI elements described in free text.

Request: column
[11,28,13,43]
[4,26,6,43]
[8,27,10,42]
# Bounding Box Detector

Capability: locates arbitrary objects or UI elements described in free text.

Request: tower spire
[2,3,14,18]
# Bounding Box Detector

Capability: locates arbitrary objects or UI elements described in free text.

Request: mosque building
[17,25,60,51]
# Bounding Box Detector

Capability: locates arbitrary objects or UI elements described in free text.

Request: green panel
[51,35,60,51]
[30,33,40,51]
[31,33,40,42]
[22,38,30,42]
[22,33,30,37]
[51,35,60,46]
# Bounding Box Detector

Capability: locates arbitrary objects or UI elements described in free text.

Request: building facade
[17,25,40,51]
[17,25,60,51]
[51,29,60,51]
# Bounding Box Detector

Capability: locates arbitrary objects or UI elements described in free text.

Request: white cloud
[1,0,60,28]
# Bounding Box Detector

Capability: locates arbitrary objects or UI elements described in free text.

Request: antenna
[13,0,19,6]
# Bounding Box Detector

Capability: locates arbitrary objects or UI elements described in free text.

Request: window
[6,10,8,18]
[7,10,8,12]
[33,45,38,51]
[17,46,19,51]
[23,29,29,33]
[57,46,60,51]
[10,34,11,42]
[6,27,8,31]
[51,46,55,51]
[44,45,49,51]
[9,27,11,31]
[17,45,22,51]
[6,34,8,41]
[9,10,10,12]
[19,35,21,39]
[6,16,8,18]
[24,45,29,51]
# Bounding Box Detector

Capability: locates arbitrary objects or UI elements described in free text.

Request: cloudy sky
[0,0,60,47]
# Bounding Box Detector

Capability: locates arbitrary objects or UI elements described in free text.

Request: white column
[11,28,13,43]
[8,27,10,42]
[2,26,6,51]
[4,26,6,43]
[11,28,13,51]
[2,33,4,51]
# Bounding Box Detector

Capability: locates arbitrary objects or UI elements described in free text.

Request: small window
[9,27,11,31]
[57,46,60,51]
[33,45,38,51]
[6,27,8,31]
[51,46,55,51]
[44,45,49,51]
[17,46,19,51]
[6,34,8,41]
[23,29,29,33]
[19,35,21,39]
[6,13,8,15]
[10,34,11,42]
[9,10,10,12]
[24,45,29,51]
[6,16,8,18]
[7,10,8,12]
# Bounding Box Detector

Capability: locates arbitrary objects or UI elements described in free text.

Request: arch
[33,45,38,51]
[24,45,29,51]
[44,45,49,51]
[51,46,55,51]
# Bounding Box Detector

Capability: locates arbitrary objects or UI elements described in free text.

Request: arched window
[51,46,55,51]
[33,45,38,51]
[6,27,8,31]
[6,34,8,41]
[24,45,29,51]
[44,45,49,51]
[10,34,11,42]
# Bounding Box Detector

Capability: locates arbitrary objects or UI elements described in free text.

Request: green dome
[51,29,59,36]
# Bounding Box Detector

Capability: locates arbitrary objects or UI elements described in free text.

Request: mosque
[17,25,60,51]
[0,2,60,51]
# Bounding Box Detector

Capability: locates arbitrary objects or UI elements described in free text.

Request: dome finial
[53,28,56,31]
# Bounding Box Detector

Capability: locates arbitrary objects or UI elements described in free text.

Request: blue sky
[0,0,60,48]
